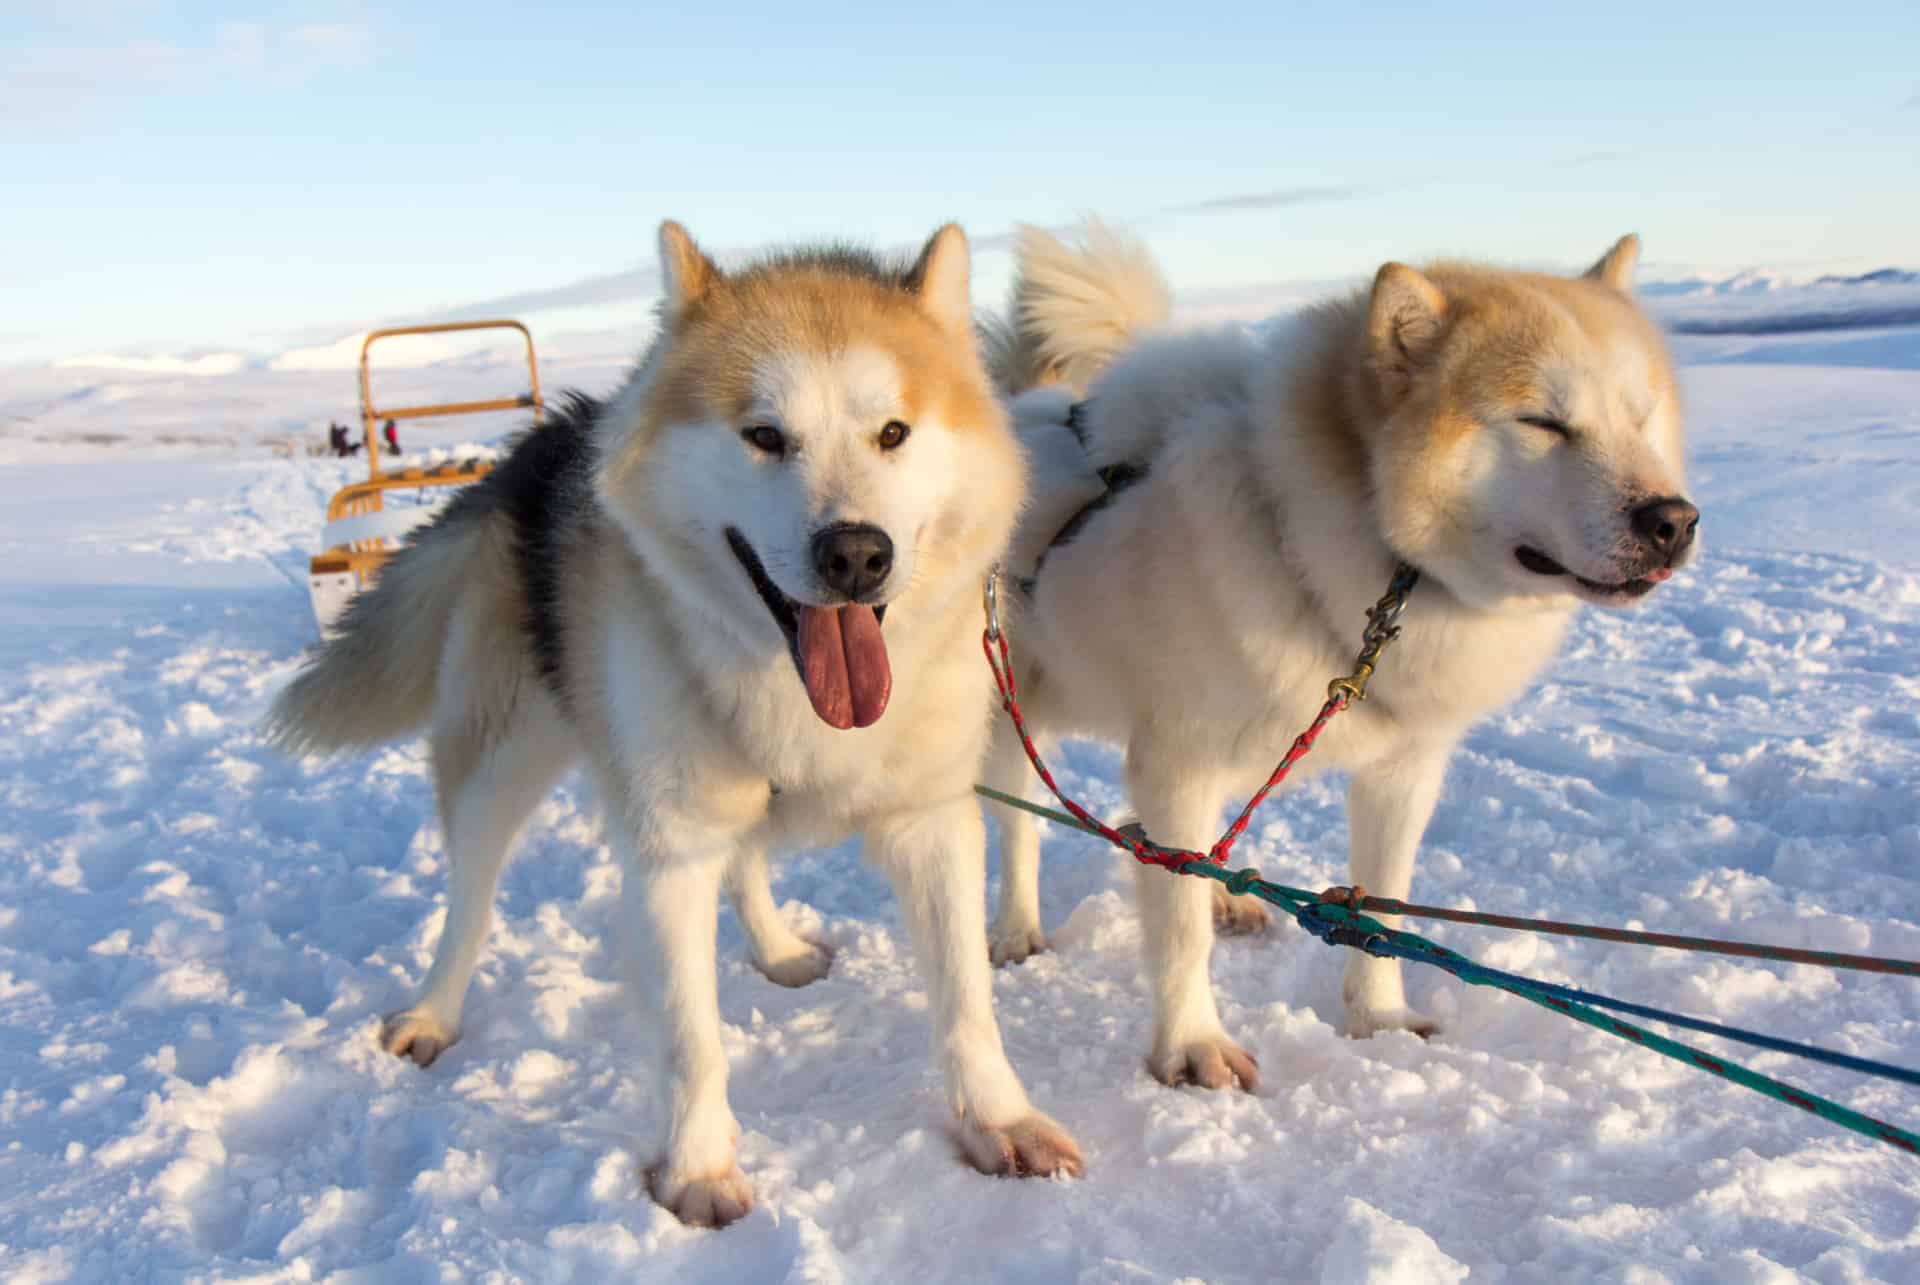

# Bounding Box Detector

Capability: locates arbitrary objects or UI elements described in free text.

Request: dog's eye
[878,420,911,451]
[742,425,786,456]
[1517,415,1574,439]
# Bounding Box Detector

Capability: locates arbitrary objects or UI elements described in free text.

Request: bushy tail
[982,218,1172,397]
[265,508,495,757]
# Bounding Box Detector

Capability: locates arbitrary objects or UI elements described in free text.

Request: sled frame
[313,320,543,585]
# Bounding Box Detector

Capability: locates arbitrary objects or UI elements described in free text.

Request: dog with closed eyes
[980,221,1700,1091]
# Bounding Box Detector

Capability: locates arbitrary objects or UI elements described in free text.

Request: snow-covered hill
[1647,267,1920,336]
[1,299,1918,1283]
[7,262,1916,455]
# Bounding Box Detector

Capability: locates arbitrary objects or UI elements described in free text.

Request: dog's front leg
[865,796,1083,1179]
[1342,740,1453,1039]
[619,825,754,1228]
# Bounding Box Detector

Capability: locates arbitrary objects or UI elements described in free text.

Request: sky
[4,0,1918,363]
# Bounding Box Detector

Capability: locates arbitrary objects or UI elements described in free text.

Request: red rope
[983,629,1350,872]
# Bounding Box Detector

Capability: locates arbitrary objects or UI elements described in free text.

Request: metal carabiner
[982,565,1003,642]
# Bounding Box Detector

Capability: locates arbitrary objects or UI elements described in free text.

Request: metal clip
[1326,564,1420,704]
[983,565,1003,642]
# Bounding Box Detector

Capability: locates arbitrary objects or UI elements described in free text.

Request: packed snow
[2,293,1918,1282]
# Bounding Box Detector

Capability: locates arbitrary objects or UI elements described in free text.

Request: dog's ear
[1367,263,1448,403]
[657,220,720,321]
[1583,234,1640,293]
[905,223,972,334]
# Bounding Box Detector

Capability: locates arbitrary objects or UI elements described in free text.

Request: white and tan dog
[984,223,1699,1090]
[269,222,1080,1227]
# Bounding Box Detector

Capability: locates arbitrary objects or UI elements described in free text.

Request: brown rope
[1317,887,1920,977]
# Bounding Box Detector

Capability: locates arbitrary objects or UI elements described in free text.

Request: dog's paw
[1211,883,1273,935]
[380,1008,459,1067]
[646,1164,755,1229]
[957,1111,1084,1179]
[754,939,834,989]
[1346,1005,1441,1041]
[989,921,1048,967]
[1149,1033,1260,1092]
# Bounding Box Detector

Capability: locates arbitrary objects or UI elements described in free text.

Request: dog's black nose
[812,523,894,601]
[1630,496,1699,562]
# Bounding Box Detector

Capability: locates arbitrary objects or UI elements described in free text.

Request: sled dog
[983,222,1699,1090]
[269,221,1081,1227]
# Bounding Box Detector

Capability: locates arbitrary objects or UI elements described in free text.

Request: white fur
[982,219,1174,398]
[590,376,1070,1216]
[984,226,1697,1079]
[270,225,1078,1229]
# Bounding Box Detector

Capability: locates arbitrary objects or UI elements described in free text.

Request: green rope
[975,784,1920,1156]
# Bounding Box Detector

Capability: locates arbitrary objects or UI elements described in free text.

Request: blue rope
[1300,905,1920,1088]
[974,787,1920,1153]
[1183,862,1920,1155]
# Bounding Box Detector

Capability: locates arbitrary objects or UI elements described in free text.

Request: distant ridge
[1643,265,1920,335]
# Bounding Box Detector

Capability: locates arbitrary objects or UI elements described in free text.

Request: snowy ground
[2,315,1919,1282]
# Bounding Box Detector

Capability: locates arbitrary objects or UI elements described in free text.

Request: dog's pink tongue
[796,605,891,730]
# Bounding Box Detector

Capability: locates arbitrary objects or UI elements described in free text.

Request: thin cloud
[0,16,375,123]
[425,187,1399,320]
[402,151,1588,325]
[1155,183,1379,216]
[1551,149,1628,168]
[436,229,1031,322]
[971,224,1069,254]
[293,23,370,55]
[1903,90,1920,110]
[1154,156,1623,213]
[437,266,666,323]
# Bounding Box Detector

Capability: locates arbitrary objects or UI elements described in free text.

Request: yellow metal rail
[357,319,543,481]
[310,320,542,590]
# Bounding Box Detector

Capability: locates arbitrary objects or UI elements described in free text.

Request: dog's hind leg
[726,848,833,987]
[1129,750,1259,1092]
[1342,741,1451,1040]
[381,686,572,1068]
[984,724,1049,966]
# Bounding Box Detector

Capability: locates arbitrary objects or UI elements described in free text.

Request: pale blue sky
[4,1,1917,361]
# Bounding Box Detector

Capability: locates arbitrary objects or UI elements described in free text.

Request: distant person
[382,419,401,457]
[327,422,360,457]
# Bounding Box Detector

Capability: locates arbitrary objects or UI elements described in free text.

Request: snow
[1,304,1918,1282]
[0,336,628,460]
[52,353,249,379]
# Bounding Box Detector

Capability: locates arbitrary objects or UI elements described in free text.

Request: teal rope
[1282,890,1920,1155]
[975,784,1920,1156]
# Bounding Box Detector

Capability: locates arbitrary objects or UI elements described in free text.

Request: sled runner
[307,320,542,631]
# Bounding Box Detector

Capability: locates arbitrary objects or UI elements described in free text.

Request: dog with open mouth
[723,523,894,728]
[979,220,1699,1090]
[268,220,1079,1227]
